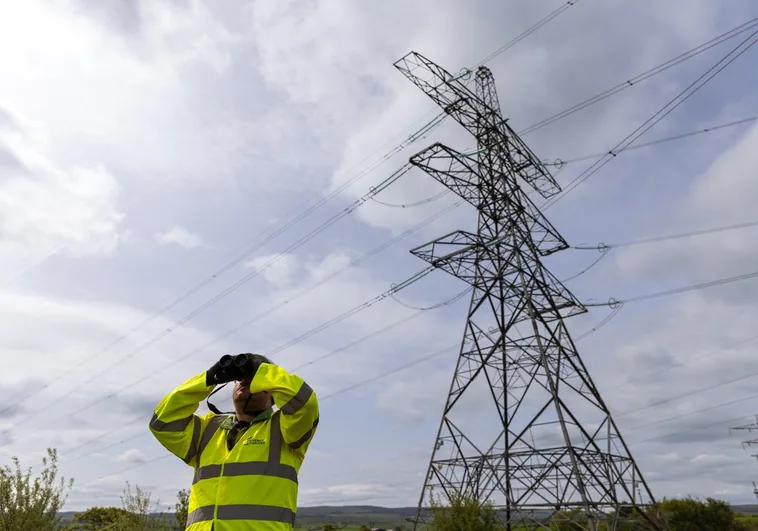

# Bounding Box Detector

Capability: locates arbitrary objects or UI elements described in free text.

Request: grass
[737,514,758,528]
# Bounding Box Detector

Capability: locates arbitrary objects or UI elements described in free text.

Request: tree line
[1,447,755,530]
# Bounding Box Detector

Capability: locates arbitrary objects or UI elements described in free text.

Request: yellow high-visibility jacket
[149,363,319,530]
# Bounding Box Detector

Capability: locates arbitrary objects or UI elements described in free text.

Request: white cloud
[0,108,124,280]
[245,253,298,287]
[154,226,205,250]
[117,449,147,464]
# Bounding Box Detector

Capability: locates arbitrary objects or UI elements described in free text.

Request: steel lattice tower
[394,52,667,530]
[730,416,758,502]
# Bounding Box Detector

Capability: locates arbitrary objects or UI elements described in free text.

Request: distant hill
[57,506,418,526]
[58,503,758,525]
[734,504,758,515]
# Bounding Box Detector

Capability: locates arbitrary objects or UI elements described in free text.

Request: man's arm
[250,364,319,454]
[148,372,215,467]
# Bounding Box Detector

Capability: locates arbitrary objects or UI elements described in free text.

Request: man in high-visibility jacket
[149,353,319,530]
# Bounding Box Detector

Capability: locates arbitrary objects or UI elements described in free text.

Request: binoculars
[218,353,256,382]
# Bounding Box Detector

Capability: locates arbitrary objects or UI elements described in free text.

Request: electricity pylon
[730,416,758,503]
[394,51,667,530]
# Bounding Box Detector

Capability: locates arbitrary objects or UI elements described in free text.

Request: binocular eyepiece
[219,353,255,381]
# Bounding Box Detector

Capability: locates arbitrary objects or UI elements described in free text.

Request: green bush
[174,488,189,530]
[66,506,135,530]
[426,490,502,531]
[0,448,73,531]
[66,481,176,531]
[659,497,749,531]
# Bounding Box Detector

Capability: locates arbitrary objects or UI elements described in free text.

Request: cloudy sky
[2,0,758,515]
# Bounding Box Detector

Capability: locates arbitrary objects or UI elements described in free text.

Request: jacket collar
[220,408,274,430]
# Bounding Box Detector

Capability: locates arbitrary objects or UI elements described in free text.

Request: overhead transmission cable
[542,27,758,211]
[563,217,758,280]
[620,364,758,423]
[476,1,582,68]
[329,407,758,503]
[574,218,758,252]
[585,268,758,308]
[519,16,758,136]
[465,372,758,475]
[549,114,758,165]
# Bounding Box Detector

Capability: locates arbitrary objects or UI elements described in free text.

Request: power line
[0,163,405,420]
[543,26,758,211]
[324,410,758,506]
[389,286,471,311]
[519,17,758,136]
[574,218,758,251]
[626,391,758,433]
[561,249,612,282]
[266,266,434,357]
[551,114,758,165]
[370,190,449,209]
[571,302,624,341]
[585,268,758,308]
[563,217,758,281]
[475,0,581,67]
[620,367,758,422]
[155,200,463,373]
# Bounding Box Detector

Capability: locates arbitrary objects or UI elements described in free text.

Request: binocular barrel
[219,354,251,367]
[218,354,254,380]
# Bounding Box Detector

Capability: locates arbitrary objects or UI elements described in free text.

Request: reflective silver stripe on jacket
[280,382,313,415]
[183,416,202,464]
[196,414,226,461]
[290,416,319,450]
[149,413,193,432]
[149,413,203,465]
[192,412,297,484]
[187,504,296,526]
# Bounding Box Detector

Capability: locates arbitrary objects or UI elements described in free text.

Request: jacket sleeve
[251,364,319,454]
[148,372,215,467]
